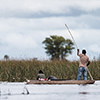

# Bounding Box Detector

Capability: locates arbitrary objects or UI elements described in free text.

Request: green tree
[4,55,9,61]
[42,35,75,60]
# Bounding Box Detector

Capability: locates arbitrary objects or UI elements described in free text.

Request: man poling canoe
[77,49,90,80]
[65,24,93,80]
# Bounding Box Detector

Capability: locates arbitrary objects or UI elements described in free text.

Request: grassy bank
[0,59,100,82]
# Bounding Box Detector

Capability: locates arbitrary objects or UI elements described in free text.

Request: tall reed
[0,59,100,82]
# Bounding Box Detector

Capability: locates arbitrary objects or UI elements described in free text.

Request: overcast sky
[0,0,100,60]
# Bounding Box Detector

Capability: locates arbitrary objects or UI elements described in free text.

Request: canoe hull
[26,80,95,85]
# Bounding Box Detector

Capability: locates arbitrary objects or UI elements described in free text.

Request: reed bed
[0,59,100,82]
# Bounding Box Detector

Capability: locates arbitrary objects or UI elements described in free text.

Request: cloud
[0,0,100,18]
[1,7,100,19]
[88,44,100,53]
[0,0,100,60]
[0,33,38,49]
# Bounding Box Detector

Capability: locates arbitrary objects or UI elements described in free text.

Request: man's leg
[77,67,83,80]
[83,67,87,80]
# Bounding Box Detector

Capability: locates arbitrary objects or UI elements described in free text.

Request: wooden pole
[65,24,78,49]
[65,24,94,80]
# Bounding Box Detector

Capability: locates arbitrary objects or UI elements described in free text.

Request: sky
[0,0,100,61]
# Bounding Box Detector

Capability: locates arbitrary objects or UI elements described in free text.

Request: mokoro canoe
[26,79,95,85]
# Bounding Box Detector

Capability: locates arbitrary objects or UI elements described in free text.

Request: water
[0,81,100,100]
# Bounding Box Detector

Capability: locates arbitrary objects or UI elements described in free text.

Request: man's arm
[87,61,90,66]
[77,49,79,56]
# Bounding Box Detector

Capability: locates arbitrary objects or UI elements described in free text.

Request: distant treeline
[0,59,100,82]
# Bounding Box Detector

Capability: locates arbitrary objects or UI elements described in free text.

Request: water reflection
[0,81,100,100]
[79,92,89,95]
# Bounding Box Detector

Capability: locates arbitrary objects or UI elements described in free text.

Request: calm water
[0,81,100,100]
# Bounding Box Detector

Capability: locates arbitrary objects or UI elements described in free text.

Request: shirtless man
[77,49,90,80]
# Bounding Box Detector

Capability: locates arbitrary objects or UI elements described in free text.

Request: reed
[0,59,100,82]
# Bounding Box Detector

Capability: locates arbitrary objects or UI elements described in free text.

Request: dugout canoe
[26,79,95,85]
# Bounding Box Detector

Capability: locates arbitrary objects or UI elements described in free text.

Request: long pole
[65,24,94,80]
[65,24,78,49]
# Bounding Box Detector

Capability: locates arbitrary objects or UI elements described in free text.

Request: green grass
[0,59,100,82]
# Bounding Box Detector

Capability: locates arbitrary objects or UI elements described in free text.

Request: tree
[42,35,75,60]
[4,55,9,61]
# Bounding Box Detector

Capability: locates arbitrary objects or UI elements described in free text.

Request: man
[37,70,46,80]
[77,49,90,80]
